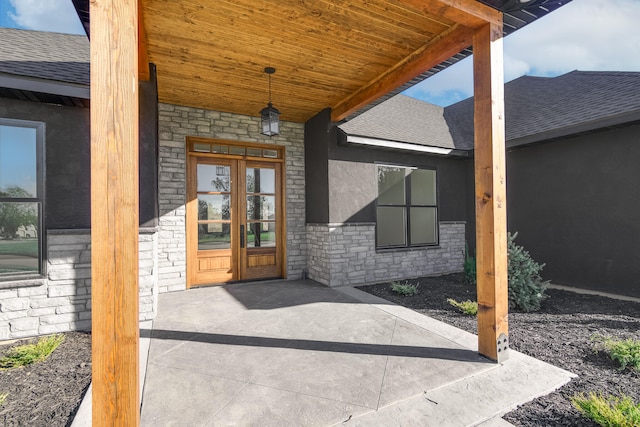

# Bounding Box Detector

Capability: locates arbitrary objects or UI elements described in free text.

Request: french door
[186,140,285,287]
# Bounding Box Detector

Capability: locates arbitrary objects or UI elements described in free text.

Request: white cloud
[8,0,84,34]
[405,0,640,105]
[504,0,640,76]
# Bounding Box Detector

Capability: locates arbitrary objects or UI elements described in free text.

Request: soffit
[72,0,570,123]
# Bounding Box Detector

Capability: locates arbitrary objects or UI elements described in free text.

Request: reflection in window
[376,165,438,249]
[0,120,43,278]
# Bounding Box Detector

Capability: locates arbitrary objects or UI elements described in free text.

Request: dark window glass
[376,165,437,249]
[0,121,43,278]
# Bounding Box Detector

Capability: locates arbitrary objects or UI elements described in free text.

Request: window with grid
[0,119,44,279]
[376,165,438,249]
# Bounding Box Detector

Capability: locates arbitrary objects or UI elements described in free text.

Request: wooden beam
[397,0,502,28]
[473,22,508,362]
[90,0,140,424]
[331,24,474,122]
[138,0,150,81]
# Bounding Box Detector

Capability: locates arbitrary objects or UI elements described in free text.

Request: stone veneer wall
[306,222,465,287]
[157,104,306,293]
[0,229,158,340]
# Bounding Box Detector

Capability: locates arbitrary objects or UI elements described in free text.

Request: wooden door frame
[186,137,287,288]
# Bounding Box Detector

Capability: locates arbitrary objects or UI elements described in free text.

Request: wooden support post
[90,0,140,424]
[473,22,509,362]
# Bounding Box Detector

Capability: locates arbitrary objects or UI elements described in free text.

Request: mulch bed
[0,331,91,427]
[0,275,638,426]
[358,274,640,427]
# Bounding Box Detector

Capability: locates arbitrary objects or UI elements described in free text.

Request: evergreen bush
[463,232,548,311]
[507,232,548,311]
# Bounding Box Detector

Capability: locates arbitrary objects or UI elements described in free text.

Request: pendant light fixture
[260,67,280,137]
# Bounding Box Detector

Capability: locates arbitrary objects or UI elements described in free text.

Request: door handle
[240,225,245,248]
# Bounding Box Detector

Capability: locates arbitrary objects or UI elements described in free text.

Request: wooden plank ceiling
[140,0,500,123]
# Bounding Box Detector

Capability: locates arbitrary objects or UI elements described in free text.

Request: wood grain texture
[473,22,508,362]
[137,0,498,122]
[138,0,150,81]
[90,0,140,424]
[331,23,474,121]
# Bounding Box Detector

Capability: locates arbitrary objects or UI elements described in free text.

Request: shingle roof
[338,95,461,150]
[445,71,640,148]
[343,71,640,151]
[0,28,89,86]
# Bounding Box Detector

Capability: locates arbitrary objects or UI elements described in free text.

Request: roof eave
[0,72,90,100]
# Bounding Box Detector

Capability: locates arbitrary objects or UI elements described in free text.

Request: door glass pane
[410,207,437,245]
[0,202,39,274]
[246,147,262,157]
[378,166,405,205]
[198,222,231,250]
[212,145,228,154]
[229,146,245,155]
[411,169,436,205]
[193,143,210,153]
[0,125,37,197]
[263,149,278,158]
[198,195,230,221]
[247,222,276,248]
[246,196,275,220]
[376,206,406,247]
[197,164,230,192]
[246,168,275,193]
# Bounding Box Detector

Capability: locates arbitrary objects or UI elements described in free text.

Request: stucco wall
[506,124,640,298]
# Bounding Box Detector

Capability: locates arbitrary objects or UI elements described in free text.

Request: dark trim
[0,118,46,279]
[506,111,640,149]
[0,73,90,100]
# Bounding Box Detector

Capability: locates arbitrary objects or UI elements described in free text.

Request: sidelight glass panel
[246,196,275,220]
[247,222,276,248]
[0,202,39,275]
[0,125,37,197]
[411,169,436,205]
[410,207,437,245]
[246,168,275,194]
[198,195,230,221]
[198,222,231,250]
[376,206,406,247]
[377,166,405,205]
[197,164,230,192]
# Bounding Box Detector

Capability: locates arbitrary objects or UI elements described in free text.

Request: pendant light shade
[260,67,280,137]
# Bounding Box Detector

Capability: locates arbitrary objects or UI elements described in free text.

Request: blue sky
[1,0,640,107]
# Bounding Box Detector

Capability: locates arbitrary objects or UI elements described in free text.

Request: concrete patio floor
[135,279,574,426]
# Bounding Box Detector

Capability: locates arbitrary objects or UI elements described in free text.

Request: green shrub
[390,281,419,297]
[0,334,64,370]
[507,232,548,311]
[572,392,640,427]
[463,232,548,312]
[463,242,476,285]
[592,335,640,371]
[447,298,478,316]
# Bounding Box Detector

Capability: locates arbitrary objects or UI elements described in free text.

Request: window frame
[0,118,46,280]
[375,164,439,250]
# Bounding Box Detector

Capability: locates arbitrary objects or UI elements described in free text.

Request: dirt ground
[0,331,91,427]
[0,274,638,426]
[359,274,640,427]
